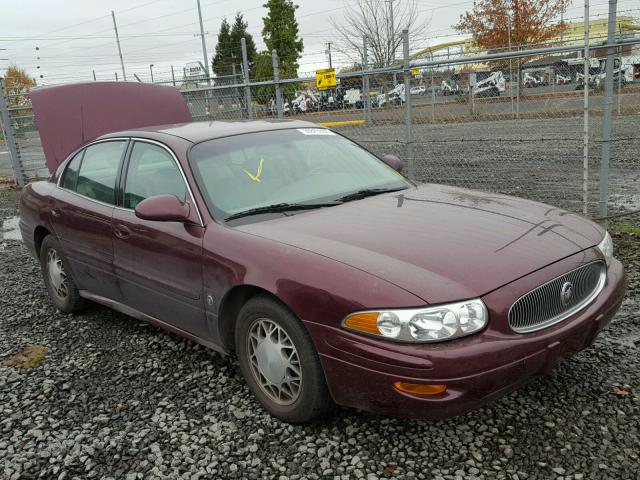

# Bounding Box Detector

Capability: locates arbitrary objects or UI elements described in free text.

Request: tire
[39,235,88,313]
[235,295,334,423]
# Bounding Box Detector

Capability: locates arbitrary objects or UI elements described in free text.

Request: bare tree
[330,0,428,68]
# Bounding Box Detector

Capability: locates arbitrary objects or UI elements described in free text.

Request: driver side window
[124,142,187,209]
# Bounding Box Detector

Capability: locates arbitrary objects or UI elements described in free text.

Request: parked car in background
[425,85,441,96]
[22,82,625,423]
[410,85,426,95]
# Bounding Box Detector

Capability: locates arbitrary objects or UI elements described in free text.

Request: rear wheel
[235,295,334,423]
[39,235,88,313]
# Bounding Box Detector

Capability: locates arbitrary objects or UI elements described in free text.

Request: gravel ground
[1,186,639,480]
[341,114,640,215]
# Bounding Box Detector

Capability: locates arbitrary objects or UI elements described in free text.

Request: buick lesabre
[19,83,625,422]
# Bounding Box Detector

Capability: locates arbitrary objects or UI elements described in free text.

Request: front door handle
[114,224,131,239]
[51,208,62,218]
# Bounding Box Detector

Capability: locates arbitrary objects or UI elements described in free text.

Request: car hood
[236,184,605,304]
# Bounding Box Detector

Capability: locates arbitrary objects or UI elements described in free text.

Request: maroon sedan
[20,83,625,422]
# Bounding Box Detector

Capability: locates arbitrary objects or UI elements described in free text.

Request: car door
[52,139,128,300]
[111,139,207,338]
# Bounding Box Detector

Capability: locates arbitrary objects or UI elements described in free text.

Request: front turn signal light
[343,311,381,336]
[393,381,447,396]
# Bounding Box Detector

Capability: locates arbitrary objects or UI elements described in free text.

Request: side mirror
[382,154,403,173]
[135,194,192,222]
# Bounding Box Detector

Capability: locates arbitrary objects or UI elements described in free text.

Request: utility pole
[171,65,176,86]
[196,0,210,85]
[149,64,154,83]
[582,0,590,215]
[326,42,333,69]
[196,0,211,117]
[92,70,96,81]
[111,10,127,81]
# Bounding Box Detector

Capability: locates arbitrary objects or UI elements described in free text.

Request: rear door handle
[51,208,61,218]
[114,224,131,239]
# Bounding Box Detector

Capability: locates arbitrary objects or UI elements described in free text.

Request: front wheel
[39,235,88,313]
[235,295,334,423]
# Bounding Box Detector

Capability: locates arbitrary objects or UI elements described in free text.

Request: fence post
[0,78,26,186]
[617,53,622,115]
[430,67,435,122]
[362,37,371,124]
[402,29,414,180]
[241,37,252,120]
[598,0,617,224]
[582,0,590,215]
[271,50,283,119]
[516,57,520,118]
[470,83,475,116]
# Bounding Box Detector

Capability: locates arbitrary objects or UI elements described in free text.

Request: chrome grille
[508,261,606,333]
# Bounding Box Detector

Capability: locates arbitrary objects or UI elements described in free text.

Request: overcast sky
[0,0,634,85]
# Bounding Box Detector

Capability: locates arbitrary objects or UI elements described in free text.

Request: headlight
[597,231,613,267]
[342,299,488,343]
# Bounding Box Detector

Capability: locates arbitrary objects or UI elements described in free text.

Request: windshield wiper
[335,187,408,203]
[225,202,340,221]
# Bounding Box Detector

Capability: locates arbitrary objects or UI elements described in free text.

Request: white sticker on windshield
[296,128,336,135]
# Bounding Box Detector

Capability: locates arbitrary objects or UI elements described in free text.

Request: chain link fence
[1,34,639,228]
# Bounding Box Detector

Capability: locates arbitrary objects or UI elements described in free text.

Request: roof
[105,119,322,144]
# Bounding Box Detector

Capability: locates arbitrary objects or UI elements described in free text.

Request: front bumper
[306,257,625,419]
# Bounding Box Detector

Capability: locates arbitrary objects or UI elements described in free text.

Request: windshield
[188,128,410,222]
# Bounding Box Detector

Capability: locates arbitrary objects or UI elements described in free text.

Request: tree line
[211,0,303,100]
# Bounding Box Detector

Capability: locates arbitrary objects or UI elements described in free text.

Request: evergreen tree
[262,0,303,71]
[212,14,256,81]
[212,18,233,78]
[230,13,257,67]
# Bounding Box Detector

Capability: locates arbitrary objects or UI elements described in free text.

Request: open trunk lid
[29,82,192,173]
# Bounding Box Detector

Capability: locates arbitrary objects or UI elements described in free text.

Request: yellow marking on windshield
[244,158,264,182]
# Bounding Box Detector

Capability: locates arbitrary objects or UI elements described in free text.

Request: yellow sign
[316,68,336,90]
[411,69,420,76]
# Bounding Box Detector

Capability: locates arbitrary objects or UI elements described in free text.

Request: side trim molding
[78,290,228,355]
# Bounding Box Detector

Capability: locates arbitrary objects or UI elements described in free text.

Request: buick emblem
[560,281,574,306]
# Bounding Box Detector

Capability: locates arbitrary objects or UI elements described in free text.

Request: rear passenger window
[75,141,126,205]
[61,151,83,190]
[124,142,186,209]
